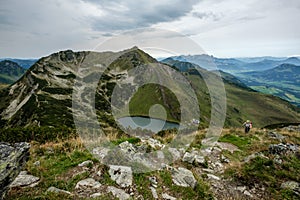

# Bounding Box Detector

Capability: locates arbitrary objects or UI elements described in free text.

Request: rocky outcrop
[0,142,30,199]
[268,132,285,142]
[269,143,299,155]
[282,125,300,132]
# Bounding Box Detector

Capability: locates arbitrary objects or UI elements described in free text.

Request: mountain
[162,58,249,89]
[165,55,246,73]
[0,60,27,84]
[0,58,37,69]
[236,64,300,106]
[167,55,300,73]
[0,48,299,129]
[235,56,287,63]
[241,57,300,71]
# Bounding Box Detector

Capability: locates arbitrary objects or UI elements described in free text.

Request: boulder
[182,152,195,163]
[162,193,177,200]
[90,192,102,198]
[9,171,40,188]
[182,151,205,166]
[281,181,300,196]
[75,178,101,190]
[207,174,221,181]
[109,165,133,188]
[0,142,30,199]
[171,167,197,188]
[168,148,181,161]
[150,186,158,199]
[149,176,158,188]
[78,160,93,167]
[281,181,299,190]
[47,186,72,195]
[107,186,130,200]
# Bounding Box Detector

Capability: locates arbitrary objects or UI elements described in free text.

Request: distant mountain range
[164,55,300,74]
[163,55,300,107]
[0,58,37,69]
[237,64,300,106]
[0,60,27,84]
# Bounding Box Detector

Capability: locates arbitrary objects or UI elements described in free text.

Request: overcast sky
[0,0,299,58]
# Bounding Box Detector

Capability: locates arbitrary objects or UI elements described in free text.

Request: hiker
[243,120,252,133]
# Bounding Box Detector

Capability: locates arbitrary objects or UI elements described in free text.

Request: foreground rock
[78,160,93,167]
[75,178,102,196]
[162,193,177,200]
[107,186,130,200]
[281,181,300,196]
[182,151,205,166]
[9,171,39,188]
[109,165,133,188]
[171,167,197,188]
[47,186,72,196]
[0,142,30,199]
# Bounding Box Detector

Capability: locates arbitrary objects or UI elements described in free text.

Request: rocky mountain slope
[4,127,300,200]
[0,60,27,84]
[0,48,299,129]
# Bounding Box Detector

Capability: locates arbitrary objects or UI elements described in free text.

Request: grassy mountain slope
[162,59,300,127]
[0,60,27,84]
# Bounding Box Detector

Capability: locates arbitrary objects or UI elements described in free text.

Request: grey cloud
[192,11,221,21]
[83,0,200,31]
[238,15,265,22]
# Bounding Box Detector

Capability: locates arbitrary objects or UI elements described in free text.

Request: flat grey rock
[10,171,39,188]
[109,165,132,188]
[171,167,197,188]
[47,186,72,195]
[107,186,130,200]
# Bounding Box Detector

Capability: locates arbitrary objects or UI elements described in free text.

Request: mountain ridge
[0,48,299,129]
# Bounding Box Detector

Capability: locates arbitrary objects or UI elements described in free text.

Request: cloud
[191,11,221,21]
[83,0,199,31]
[0,0,299,58]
